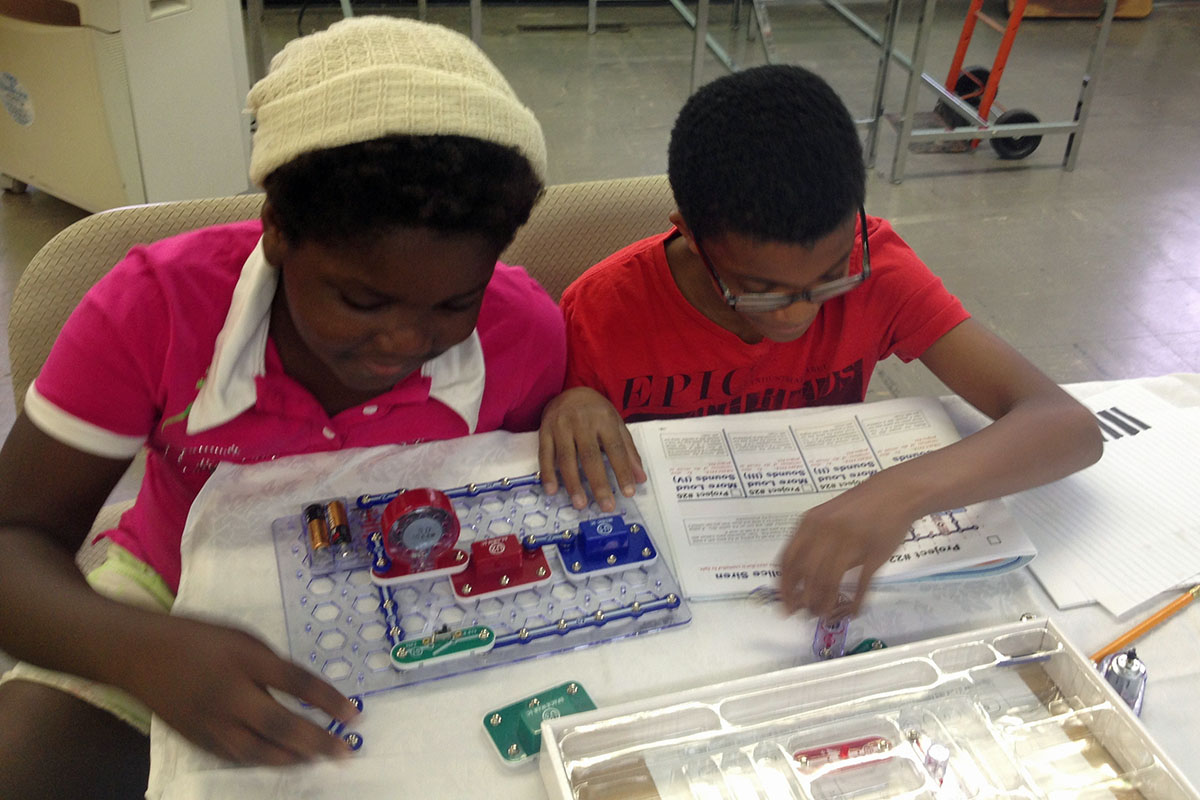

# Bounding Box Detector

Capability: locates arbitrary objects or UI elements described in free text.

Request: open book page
[629,396,1035,600]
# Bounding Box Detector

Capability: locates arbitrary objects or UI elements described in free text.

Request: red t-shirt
[562,217,969,421]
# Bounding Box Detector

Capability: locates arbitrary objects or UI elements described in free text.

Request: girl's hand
[777,481,914,618]
[128,615,360,765]
[538,387,647,511]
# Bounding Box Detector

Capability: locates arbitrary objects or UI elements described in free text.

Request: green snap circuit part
[848,637,888,655]
[390,625,495,670]
[483,681,596,765]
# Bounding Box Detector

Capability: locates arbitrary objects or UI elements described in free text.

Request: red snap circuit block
[452,534,552,600]
[471,535,524,578]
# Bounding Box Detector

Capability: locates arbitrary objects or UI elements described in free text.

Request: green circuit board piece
[483,681,596,764]
[390,625,494,670]
[848,637,888,655]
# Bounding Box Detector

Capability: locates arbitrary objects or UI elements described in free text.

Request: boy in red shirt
[539,65,1101,620]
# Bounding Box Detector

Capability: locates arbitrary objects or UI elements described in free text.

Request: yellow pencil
[1089,585,1200,663]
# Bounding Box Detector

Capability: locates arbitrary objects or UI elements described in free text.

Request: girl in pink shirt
[0,17,564,796]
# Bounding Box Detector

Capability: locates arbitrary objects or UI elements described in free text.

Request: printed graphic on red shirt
[619,360,864,421]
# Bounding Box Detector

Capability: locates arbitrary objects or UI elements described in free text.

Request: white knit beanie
[247,16,547,186]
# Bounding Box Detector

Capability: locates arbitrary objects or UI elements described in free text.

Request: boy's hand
[777,482,914,618]
[538,387,647,512]
[130,615,360,765]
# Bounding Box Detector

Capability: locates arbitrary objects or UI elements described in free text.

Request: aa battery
[325,499,353,559]
[1101,649,1147,716]
[304,503,334,569]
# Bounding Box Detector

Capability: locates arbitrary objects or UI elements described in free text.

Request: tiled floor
[3,0,1199,419]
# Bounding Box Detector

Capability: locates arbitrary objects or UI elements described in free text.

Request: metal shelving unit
[685,0,1120,182]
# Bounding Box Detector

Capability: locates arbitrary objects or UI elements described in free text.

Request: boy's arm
[779,319,1103,617]
[0,415,358,764]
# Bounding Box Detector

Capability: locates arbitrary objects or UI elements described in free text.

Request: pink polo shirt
[27,220,566,591]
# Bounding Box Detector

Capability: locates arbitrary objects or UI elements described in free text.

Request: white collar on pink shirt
[187,238,486,435]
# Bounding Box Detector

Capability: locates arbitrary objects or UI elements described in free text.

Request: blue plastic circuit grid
[272,472,692,696]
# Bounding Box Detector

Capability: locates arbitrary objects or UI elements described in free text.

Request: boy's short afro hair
[262,134,543,250]
[668,65,865,245]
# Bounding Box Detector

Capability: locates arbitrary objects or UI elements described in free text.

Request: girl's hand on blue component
[538,387,647,513]
[777,481,913,618]
[131,615,360,765]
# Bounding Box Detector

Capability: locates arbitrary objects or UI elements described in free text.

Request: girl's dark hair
[668,65,865,246]
[263,134,543,249]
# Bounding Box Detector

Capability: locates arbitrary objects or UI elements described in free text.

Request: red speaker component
[370,488,468,584]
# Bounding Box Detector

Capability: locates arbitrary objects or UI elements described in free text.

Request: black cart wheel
[990,109,1042,160]
[936,65,992,127]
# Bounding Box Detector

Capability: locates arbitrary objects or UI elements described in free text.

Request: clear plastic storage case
[539,618,1197,800]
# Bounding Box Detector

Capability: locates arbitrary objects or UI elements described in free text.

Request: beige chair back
[8,174,675,411]
[8,194,267,413]
[503,173,675,300]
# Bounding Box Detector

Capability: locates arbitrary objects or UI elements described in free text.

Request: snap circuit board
[272,472,691,696]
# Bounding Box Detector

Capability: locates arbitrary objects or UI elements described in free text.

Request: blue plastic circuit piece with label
[557,515,657,577]
[581,516,630,556]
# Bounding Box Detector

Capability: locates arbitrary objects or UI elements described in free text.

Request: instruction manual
[629,396,1035,600]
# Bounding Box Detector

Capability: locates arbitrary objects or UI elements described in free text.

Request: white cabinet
[0,0,252,212]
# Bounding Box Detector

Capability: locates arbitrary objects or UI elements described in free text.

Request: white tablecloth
[147,374,1200,799]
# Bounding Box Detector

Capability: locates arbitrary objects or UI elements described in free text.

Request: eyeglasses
[696,206,871,313]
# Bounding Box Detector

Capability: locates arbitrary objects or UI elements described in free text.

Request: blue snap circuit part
[557,515,657,577]
[327,695,364,751]
[580,516,630,558]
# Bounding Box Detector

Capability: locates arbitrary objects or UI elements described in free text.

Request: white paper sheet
[1011,384,1200,617]
[630,396,1035,600]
